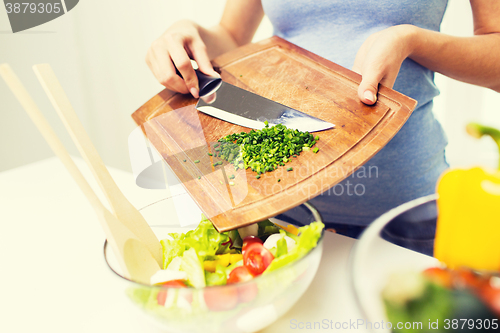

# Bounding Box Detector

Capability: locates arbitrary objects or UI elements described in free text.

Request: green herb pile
[212,122,319,177]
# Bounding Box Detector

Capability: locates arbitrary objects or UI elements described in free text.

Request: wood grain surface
[132,36,417,232]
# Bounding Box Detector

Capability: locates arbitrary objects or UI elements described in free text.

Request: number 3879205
[5,3,62,14]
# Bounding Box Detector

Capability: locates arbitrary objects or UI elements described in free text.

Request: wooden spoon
[32,64,162,266]
[0,64,160,284]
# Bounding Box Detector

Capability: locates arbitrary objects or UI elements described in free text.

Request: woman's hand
[145,19,220,98]
[352,25,417,105]
[145,1,264,98]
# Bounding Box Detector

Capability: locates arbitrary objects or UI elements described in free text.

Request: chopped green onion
[194,160,200,163]
[313,147,319,153]
[216,123,317,176]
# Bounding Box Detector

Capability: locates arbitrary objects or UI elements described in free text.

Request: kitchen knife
[194,69,335,132]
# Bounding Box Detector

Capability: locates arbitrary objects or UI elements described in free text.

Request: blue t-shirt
[262,0,450,225]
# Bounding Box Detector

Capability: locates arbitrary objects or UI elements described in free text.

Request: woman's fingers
[357,66,400,105]
[145,20,218,97]
[357,71,382,105]
[152,46,190,94]
[353,51,381,105]
[168,42,199,97]
[353,25,414,105]
[190,39,219,77]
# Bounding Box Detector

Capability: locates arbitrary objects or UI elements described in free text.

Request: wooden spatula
[0,64,160,284]
[32,64,162,266]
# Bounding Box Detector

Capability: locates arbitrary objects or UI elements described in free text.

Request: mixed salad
[383,267,500,332]
[128,216,324,314]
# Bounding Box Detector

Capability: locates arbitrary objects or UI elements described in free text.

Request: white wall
[0,0,498,173]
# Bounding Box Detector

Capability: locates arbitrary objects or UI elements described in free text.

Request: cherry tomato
[242,236,263,255]
[227,265,254,284]
[159,280,188,288]
[236,283,258,303]
[203,286,238,311]
[156,280,187,306]
[157,291,168,306]
[422,267,452,288]
[478,281,500,316]
[451,268,486,290]
[243,242,274,276]
[227,266,258,303]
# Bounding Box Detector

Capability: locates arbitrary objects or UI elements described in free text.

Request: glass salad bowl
[350,194,500,333]
[104,199,324,333]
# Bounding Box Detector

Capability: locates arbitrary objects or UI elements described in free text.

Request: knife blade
[194,70,335,132]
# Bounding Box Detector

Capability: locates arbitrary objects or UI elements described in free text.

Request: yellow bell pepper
[203,253,243,272]
[434,123,500,271]
[274,223,300,236]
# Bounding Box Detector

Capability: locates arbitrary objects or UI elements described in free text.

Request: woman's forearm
[409,26,500,92]
[197,25,240,61]
[198,0,264,61]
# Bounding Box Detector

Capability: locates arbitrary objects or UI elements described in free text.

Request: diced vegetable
[156,280,188,306]
[227,266,253,284]
[256,220,282,239]
[150,269,187,285]
[216,123,318,175]
[274,222,300,236]
[203,254,243,272]
[205,265,227,286]
[263,232,296,254]
[275,236,288,257]
[243,242,274,276]
[241,236,263,255]
[237,223,259,240]
[160,217,230,269]
[203,286,238,311]
[180,248,206,288]
[264,221,323,273]
[229,253,243,264]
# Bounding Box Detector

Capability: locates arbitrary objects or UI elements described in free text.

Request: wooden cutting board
[132,36,416,232]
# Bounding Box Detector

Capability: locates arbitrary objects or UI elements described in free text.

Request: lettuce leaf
[205,264,227,286]
[257,219,281,239]
[264,221,324,273]
[160,215,230,269]
[183,217,229,257]
[181,248,206,288]
[275,231,288,258]
[161,233,186,269]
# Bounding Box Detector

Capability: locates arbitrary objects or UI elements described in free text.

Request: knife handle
[176,67,222,97]
[195,69,222,97]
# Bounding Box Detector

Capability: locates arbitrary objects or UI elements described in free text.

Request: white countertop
[0,157,433,333]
